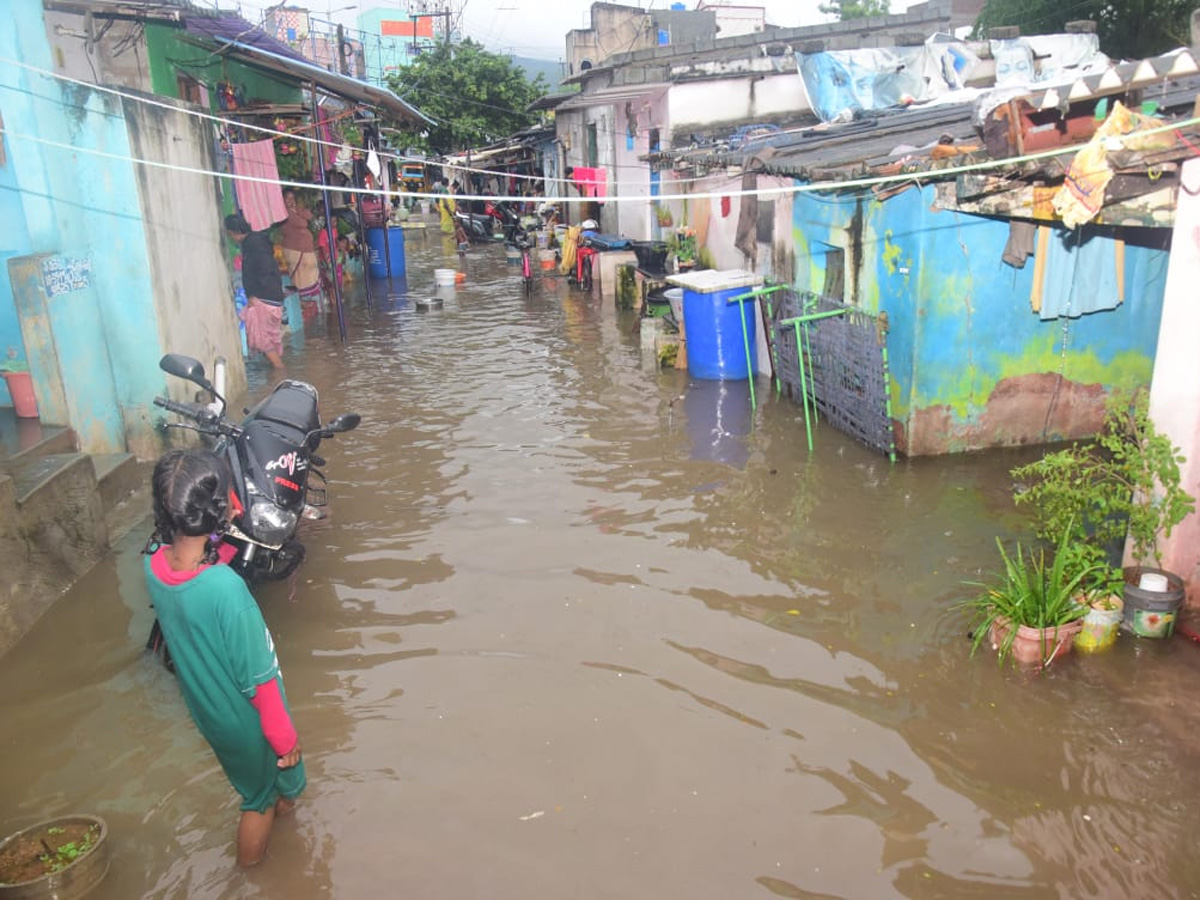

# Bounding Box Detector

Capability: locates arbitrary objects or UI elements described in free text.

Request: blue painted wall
[0,128,33,407]
[792,185,1170,454]
[0,0,160,449]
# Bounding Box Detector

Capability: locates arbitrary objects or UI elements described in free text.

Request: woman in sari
[280,190,321,304]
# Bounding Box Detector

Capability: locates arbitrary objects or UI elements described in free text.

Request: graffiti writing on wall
[41,256,93,297]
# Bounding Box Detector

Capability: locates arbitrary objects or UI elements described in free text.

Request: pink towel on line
[572,166,607,199]
[231,140,288,231]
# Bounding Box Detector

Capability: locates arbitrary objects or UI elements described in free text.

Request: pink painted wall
[1148,157,1200,604]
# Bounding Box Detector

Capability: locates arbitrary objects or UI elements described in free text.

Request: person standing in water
[144,449,305,866]
[225,214,285,368]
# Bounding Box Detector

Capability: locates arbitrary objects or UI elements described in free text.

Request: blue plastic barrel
[683,286,757,379]
[366,226,406,278]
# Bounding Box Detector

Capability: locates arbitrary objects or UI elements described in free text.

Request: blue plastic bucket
[683,286,757,379]
[366,226,406,278]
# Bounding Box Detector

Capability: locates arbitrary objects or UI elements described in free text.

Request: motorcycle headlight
[248,500,299,545]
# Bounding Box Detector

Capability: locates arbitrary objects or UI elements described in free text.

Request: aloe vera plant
[963,524,1100,665]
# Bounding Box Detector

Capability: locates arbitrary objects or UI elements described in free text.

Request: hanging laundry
[1001,220,1036,268]
[1052,101,1175,228]
[230,140,287,232]
[1031,226,1125,319]
[571,167,608,199]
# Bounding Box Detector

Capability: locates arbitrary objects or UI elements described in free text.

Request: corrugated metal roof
[183,13,312,65]
[180,15,433,125]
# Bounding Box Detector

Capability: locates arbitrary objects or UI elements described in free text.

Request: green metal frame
[777,306,848,452]
[725,284,789,411]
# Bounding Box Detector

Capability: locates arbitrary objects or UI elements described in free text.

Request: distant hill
[513,55,566,90]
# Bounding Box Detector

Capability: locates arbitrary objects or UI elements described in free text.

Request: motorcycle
[484,199,521,243]
[151,353,360,582]
[453,208,495,243]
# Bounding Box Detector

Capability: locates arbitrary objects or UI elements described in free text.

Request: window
[586,123,598,167]
[823,249,845,300]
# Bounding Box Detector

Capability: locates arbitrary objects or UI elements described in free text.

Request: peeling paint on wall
[793,183,1170,455]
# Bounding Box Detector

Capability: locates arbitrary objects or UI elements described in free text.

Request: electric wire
[3,52,1198,204]
[2,106,1194,208]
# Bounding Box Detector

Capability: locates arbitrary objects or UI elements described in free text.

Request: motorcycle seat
[253,380,320,434]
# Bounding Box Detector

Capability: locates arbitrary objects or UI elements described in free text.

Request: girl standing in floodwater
[144,449,305,867]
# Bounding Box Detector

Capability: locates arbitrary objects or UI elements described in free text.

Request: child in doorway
[143,449,305,867]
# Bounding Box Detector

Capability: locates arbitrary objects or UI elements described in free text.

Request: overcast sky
[222,0,915,61]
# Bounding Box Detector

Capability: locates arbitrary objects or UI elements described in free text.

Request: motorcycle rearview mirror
[327,413,361,434]
[303,413,360,446]
[160,354,212,391]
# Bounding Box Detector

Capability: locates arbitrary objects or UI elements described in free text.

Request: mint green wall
[145,23,303,107]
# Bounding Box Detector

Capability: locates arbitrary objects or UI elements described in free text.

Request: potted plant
[670,227,697,269]
[655,204,673,228]
[0,814,108,899]
[1011,389,1194,632]
[962,524,1098,667]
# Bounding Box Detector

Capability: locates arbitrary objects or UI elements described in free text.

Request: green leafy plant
[1012,389,1194,591]
[961,523,1097,665]
[670,227,696,265]
[38,824,99,873]
[655,205,674,227]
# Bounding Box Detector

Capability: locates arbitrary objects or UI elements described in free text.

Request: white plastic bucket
[434,268,456,286]
[665,288,684,321]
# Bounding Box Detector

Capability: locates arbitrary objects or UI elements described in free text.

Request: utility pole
[336,22,349,75]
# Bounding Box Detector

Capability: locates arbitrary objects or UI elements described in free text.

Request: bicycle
[573,240,596,292]
[515,230,534,295]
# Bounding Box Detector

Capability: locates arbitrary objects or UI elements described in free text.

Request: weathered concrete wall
[669,71,810,134]
[793,185,1169,455]
[42,11,154,94]
[122,93,247,459]
[0,457,108,658]
[612,89,668,241]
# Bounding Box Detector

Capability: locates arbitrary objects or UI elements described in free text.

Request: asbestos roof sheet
[655,101,980,179]
[758,103,980,175]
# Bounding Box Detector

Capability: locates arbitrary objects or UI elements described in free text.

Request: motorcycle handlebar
[153,396,235,435]
[153,395,206,419]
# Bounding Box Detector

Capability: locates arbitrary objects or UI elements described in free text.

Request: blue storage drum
[668,270,763,379]
[366,226,406,278]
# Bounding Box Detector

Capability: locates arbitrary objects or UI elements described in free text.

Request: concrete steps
[0,420,152,657]
[93,452,152,541]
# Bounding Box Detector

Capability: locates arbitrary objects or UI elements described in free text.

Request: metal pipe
[311,81,347,342]
[778,307,848,452]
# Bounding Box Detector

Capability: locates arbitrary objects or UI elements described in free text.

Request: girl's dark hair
[147,449,230,563]
[224,213,251,235]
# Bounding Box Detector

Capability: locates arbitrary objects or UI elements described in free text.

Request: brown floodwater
[3,228,1200,899]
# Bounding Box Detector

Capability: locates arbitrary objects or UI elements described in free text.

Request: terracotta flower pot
[989,617,1083,666]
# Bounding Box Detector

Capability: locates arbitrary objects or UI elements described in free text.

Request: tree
[973,0,1192,60]
[386,39,547,155]
[819,0,891,19]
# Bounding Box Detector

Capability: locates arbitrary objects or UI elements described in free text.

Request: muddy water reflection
[3,229,1200,898]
